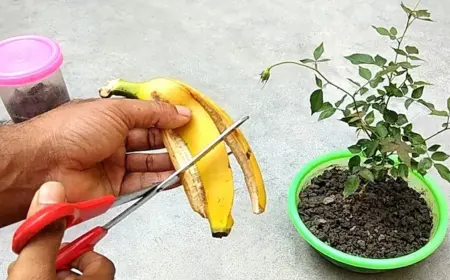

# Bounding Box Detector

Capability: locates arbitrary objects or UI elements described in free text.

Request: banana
[168,78,266,214]
[98,77,266,237]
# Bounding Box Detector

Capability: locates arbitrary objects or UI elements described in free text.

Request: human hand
[0,98,191,226]
[7,181,115,280]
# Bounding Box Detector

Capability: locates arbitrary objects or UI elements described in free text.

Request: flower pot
[287,149,448,273]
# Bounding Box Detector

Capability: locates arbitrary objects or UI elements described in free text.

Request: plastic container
[0,35,70,123]
[287,149,448,273]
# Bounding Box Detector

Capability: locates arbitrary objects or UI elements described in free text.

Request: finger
[57,251,115,280]
[126,128,164,151]
[10,182,67,277]
[125,153,174,172]
[120,171,181,194]
[109,99,191,130]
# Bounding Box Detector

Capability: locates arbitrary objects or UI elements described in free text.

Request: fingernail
[38,182,65,204]
[175,105,192,118]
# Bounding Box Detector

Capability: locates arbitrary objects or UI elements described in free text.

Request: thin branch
[389,16,416,81]
[426,115,450,141]
[267,61,372,138]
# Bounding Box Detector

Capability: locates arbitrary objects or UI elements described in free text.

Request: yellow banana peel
[99,77,266,237]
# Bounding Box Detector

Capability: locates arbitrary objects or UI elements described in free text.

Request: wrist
[0,122,50,227]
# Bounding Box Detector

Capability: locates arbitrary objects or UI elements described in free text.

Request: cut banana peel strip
[99,77,266,238]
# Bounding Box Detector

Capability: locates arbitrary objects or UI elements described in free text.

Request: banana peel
[99,77,266,237]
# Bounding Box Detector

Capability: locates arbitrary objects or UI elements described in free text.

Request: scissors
[11,115,249,271]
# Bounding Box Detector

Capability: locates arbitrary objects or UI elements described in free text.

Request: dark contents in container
[4,82,70,123]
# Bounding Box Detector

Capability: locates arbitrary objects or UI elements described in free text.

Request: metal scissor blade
[102,115,250,230]
[110,179,177,208]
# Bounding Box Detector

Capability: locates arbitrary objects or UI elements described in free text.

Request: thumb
[11,182,67,276]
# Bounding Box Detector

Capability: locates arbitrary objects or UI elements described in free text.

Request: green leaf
[315,75,323,88]
[404,123,413,133]
[300,58,315,63]
[377,89,385,95]
[400,84,408,95]
[384,84,403,97]
[392,48,407,56]
[418,99,435,111]
[334,95,347,107]
[319,107,337,120]
[399,62,419,69]
[396,114,408,126]
[398,163,409,178]
[409,55,423,61]
[428,144,441,152]
[374,55,387,67]
[447,97,450,111]
[366,95,376,102]
[348,155,361,173]
[383,109,399,124]
[372,26,390,36]
[415,9,431,18]
[317,58,331,62]
[418,18,434,22]
[430,110,449,117]
[344,53,375,65]
[348,145,362,153]
[313,42,324,60]
[310,89,324,114]
[435,164,450,183]
[406,73,413,84]
[344,175,360,198]
[405,98,414,109]
[392,48,408,56]
[390,126,402,140]
[413,81,432,87]
[372,103,385,113]
[365,140,379,157]
[408,131,426,145]
[390,27,398,36]
[360,87,369,95]
[405,45,419,54]
[411,86,424,99]
[346,100,367,110]
[359,66,372,80]
[400,2,412,15]
[419,158,433,171]
[376,123,388,138]
[359,168,375,182]
[432,152,449,161]
[390,166,399,177]
[364,111,375,125]
[370,76,384,88]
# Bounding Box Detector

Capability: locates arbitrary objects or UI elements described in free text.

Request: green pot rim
[287,149,449,270]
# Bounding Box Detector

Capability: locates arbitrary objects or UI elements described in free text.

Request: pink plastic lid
[0,35,63,87]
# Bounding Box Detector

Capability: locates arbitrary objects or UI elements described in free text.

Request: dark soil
[3,82,70,123]
[298,167,433,259]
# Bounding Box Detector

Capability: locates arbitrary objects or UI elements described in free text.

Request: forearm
[0,122,49,227]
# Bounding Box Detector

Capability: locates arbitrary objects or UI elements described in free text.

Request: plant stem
[267,61,352,96]
[389,16,416,81]
[426,115,450,141]
[267,61,372,138]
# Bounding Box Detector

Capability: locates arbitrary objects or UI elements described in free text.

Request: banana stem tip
[98,79,120,98]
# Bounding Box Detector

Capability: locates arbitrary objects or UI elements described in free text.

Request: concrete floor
[1,0,450,279]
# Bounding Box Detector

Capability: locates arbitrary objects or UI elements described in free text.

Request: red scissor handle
[12,195,116,254]
[56,226,108,271]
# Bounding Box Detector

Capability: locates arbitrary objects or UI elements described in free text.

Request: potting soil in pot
[298,167,432,259]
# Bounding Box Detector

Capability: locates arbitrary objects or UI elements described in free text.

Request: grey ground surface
[1,0,450,279]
